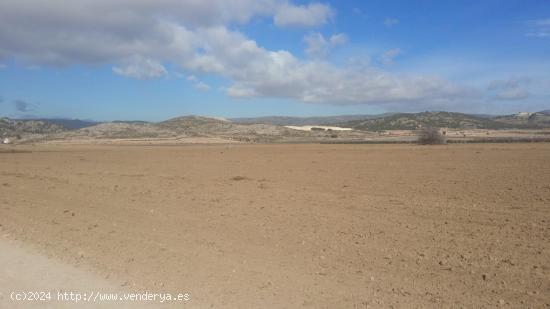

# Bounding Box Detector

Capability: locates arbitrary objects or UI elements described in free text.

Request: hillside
[494,112,550,128]
[3,111,550,144]
[21,116,315,143]
[230,114,390,126]
[158,116,310,141]
[0,118,67,138]
[333,112,520,131]
[63,122,175,139]
[26,118,100,130]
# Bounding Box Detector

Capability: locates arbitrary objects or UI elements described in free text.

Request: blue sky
[0,0,549,121]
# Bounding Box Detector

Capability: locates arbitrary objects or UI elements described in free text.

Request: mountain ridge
[331,111,550,131]
[230,114,394,126]
[1,110,549,143]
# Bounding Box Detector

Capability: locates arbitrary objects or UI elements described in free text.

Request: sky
[0,0,549,121]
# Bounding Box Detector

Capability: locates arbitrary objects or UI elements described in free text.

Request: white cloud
[274,3,333,28]
[526,18,550,38]
[185,74,210,91]
[0,0,476,106]
[0,1,331,67]
[194,82,211,92]
[379,48,402,66]
[0,63,6,69]
[205,31,470,104]
[527,32,550,38]
[227,86,257,98]
[113,57,168,79]
[384,18,400,27]
[495,88,529,100]
[488,78,530,100]
[532,19,550,26]
[330,33,348,45]
[304,32,347,58]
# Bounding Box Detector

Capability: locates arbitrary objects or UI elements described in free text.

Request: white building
[285,125,353,132]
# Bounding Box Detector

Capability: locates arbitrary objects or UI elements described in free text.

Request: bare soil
[1,143,549,308]
[0,239,154,309]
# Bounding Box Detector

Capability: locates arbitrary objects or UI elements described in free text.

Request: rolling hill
[26,118,100,130]
[332,111,550,131]
[493,111,550,128]
[158,116,310,141]
[2,110,550,144]
[233,111,550,131]
[230,114,392,126]
[0,118,67,138]
[9,115,314,143]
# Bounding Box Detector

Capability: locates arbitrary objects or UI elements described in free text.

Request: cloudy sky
[0,0,549,121]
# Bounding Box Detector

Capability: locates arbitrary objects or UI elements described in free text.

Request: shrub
[417,127,446,145]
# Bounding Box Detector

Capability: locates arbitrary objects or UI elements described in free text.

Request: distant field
[1,144,549,308]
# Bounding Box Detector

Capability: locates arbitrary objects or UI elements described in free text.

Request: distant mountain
[29,118,100,130]
[158,115,308,140]
[1,118,67,137]
[230,114,393,126]
[159,115,233,135]
[332,112,517,131]
[494,111,550,128]
[111,120,150,125]
[70,122,173,139]
[40,116,313,143]
[3,110,550,144]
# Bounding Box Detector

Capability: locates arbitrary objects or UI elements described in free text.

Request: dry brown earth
[1,143,549,308]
